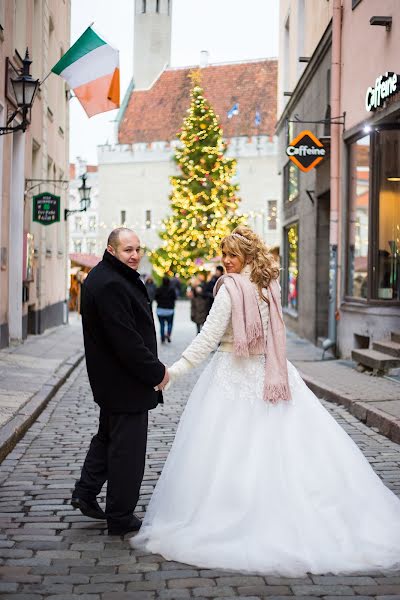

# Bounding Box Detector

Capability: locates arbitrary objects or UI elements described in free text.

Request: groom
[72,227,169,535]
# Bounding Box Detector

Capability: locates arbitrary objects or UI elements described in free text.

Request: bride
[131,226,400,576]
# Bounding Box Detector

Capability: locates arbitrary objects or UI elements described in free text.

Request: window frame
[345,125,400,306]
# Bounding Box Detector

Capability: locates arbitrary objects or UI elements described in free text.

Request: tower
[133,0,172,90]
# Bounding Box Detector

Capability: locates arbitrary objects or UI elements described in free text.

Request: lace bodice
[168,267,269,382]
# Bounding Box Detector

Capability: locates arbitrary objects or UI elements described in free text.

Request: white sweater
[168,270,269,383]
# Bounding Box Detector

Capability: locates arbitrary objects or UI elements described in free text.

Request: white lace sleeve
[168,285,232,381]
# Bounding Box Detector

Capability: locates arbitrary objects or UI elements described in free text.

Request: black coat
[81,250,165,413]
[155,285,176,309]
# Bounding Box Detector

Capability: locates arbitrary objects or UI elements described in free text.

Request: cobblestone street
[0,304,400,599]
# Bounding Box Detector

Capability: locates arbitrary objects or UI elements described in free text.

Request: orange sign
[286,130,325,172]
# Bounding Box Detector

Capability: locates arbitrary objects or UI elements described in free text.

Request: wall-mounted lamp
[0,49,40,135]
[65,173,91,219]
[369,16,392,31]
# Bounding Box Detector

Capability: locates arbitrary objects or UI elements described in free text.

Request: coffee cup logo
[286,130,325,172]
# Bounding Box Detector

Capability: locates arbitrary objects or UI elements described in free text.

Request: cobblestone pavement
[0,303,400,599]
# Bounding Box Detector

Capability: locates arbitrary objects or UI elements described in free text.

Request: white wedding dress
[131,270,400,576]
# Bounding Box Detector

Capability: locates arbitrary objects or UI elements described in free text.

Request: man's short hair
[216,265,224,274]
[107,227,136,249]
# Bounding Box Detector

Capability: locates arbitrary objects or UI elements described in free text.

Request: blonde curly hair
[221,225,280,301]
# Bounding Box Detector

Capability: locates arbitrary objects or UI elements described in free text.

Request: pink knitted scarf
[214,273,291,404]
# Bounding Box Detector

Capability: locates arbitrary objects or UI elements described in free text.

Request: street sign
[32,192,60,225]
[286,130,325,172]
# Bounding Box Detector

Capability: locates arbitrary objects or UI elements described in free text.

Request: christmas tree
[150,72,244,279]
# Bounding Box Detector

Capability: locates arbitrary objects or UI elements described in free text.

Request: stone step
[391,331,400,343]
[351,348,400,372]
[372,340,400,357]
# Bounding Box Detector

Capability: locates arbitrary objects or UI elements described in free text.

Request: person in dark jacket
[145,276,157,306]
[155,276,176,343]
[204,265,224,311]
[71,228,169,536]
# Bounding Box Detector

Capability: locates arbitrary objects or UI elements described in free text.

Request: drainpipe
[325,0,342,356]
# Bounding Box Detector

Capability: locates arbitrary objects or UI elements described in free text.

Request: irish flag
[52,26,120,117]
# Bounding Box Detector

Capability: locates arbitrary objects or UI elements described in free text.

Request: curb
[0,351,85,463]
[299,370,400,445]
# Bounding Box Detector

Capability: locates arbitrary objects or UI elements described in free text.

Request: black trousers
[74,409,148,529]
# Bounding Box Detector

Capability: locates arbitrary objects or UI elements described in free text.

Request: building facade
[97,0,280,278]
[337,0,400,356]
[277,0,400,359]
[276,1,333,344]
[0,0,70,348]
[68,160,100,257]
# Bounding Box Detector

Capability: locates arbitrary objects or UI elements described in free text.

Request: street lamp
[0,48,40,135]
[65,173,92,219]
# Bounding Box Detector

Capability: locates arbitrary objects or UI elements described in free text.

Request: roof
[118,59,277,144]
[69,253,101,269]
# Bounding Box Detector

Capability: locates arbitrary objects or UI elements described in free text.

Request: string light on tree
[150,70,245,278]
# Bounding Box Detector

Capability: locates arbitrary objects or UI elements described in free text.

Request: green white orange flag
[51,26,120,117]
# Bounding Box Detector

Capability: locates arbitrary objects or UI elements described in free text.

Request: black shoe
[108,515,142,536]
[71,496,106,520]
[166,334,171,343]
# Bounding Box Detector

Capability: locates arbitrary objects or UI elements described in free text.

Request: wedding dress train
[131,280,400,576]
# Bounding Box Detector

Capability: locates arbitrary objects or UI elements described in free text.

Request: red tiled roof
[118,59,277,144]
[69,253,101,269]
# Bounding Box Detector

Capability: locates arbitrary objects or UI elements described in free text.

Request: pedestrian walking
[155,275,176,343]
[145,276,157,305]
[170,273,182,298]
[188,273,209,334]
[71,227,169,536]
[132,225,400,575]
[204,265,224,311]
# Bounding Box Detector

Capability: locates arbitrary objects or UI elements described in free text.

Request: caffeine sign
[286,130,325,172]
[365,72,399,112]
[32,192,60,225]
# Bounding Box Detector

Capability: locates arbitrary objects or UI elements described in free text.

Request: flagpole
[39,21,95,86]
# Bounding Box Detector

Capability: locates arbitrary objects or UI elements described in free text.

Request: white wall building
[97,0,280,275]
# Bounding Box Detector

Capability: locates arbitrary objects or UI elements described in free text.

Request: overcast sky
[69,0,279,165]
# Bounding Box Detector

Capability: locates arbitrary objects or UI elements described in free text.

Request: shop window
[347,135,369,299]
[267,200,277,230]
[284,161,299,203]
[283,223,299,313]
[375,129,400,300]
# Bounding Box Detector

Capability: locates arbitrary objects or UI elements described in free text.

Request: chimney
[200,50,209,68]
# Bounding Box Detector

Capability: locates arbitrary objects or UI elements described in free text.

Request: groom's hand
[155,367,170,391]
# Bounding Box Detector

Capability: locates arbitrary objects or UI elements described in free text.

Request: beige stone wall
[0,0,70,345]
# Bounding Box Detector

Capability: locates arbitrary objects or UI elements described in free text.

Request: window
[88,216,96,231]
[347,128,400,302]
[284,161,299,203]
[75,216,82,232]
[145,209,152,229]
[87,240,96,255]
[120,210,126,225]
[283,223,299,313]
[347,135,370,299]
[267,200,277,230]
[142,0,146,13]
[73,240,82,253]
[375,129,400,300]
[156,0,160,12]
